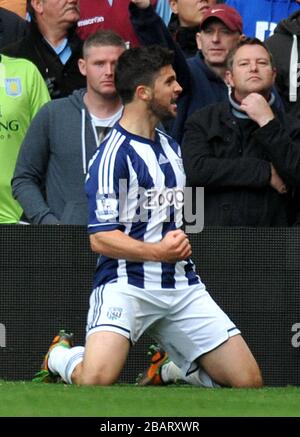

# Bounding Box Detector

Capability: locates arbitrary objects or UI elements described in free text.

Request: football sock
[48,345,84,384]
[160,361,182,383]
[161,361,219,387]
[183,367,220,388]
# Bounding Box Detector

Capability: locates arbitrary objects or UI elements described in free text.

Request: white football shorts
[86,281,240,375]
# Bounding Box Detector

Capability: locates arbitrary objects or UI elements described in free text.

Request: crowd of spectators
[1,0,300,227]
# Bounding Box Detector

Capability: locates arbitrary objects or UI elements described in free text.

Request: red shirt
[77,0,157,47]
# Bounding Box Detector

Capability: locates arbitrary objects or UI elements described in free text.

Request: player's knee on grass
[72,361,120,386]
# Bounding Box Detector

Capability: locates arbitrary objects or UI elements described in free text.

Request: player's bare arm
[89,228,191,263]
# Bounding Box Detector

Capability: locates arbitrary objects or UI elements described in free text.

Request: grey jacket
[12,89,98,224]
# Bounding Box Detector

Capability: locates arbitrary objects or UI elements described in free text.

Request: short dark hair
[115,45,174,105]
[227,37,275,70]
[83,29,126,58]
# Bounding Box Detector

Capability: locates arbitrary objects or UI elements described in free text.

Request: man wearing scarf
[181,38,300,226]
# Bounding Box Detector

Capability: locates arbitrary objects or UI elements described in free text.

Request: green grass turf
[0,382,300,417]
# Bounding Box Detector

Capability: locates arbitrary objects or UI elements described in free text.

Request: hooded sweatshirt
[12,89,121,225]
[225,0,300,40]
[266,10,300,117]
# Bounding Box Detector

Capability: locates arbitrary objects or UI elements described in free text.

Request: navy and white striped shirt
[86,123,200,290]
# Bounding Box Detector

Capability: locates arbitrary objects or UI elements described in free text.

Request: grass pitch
[0,382,300,417]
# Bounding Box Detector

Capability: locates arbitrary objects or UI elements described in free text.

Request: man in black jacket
[2,0,85,98]
[182,38,300,227]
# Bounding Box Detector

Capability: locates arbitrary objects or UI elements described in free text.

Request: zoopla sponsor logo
[0,323,6,348]
[95,180,204,233]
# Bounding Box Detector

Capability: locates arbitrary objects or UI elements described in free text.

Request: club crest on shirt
[107,307,123,321]
[5,78,22,97]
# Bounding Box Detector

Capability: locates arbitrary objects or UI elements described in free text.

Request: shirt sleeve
[86,136,129,234]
